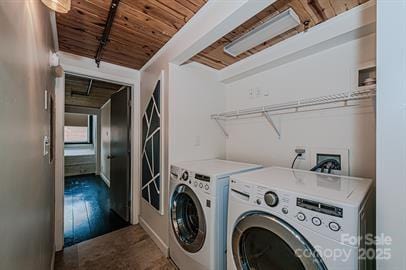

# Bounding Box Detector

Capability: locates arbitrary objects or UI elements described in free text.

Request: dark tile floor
[64,174,129,247]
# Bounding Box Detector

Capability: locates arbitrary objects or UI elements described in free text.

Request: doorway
[63,74,132,247]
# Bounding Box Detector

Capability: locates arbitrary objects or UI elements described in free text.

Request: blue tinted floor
[64,174,129,247]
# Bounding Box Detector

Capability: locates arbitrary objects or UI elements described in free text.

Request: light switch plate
[44,90,48,110]
[43,135,49,156]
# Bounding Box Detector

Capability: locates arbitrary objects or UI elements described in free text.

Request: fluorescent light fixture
[224,8,300,57]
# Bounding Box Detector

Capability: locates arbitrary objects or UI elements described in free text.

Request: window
[64,113,93,144]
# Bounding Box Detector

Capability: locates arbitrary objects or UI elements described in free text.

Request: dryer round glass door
[171,184,206,253]
[232,212,327,270]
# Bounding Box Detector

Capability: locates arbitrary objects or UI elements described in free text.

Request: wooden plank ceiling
[57,0,207,69]
[190,0,370,70]
[65,74,124,108]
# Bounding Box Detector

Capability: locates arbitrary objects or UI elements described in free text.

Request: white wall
[0,1,55,269]
[376,1,406,269]
[169,63,226,163]
[224,34,376,179]
[100,100,111,185]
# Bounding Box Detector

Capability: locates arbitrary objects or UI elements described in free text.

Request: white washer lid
[172,159,263,179]
[232,167,372,205]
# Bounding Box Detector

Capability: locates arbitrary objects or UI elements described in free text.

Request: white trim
[139,217,169,257]
[376,0,406,269]
[54,74,65,251]
[59,51,138,85]
[55,54,141,252]
[158,71,165,216]
[219,0,377,83]
[100,172,110,187]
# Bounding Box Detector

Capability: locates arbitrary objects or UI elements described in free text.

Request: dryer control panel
[229,179,360,244]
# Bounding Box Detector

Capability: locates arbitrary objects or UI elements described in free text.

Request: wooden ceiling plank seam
[58,27,159,61]
[121,0,186,30]
[58,16,167,52]
[156,0,195,20]
[190,55,226,69]
[296,0,322,25]
[316,0,337,18]
[69,0,110,20]
[186,0,207,7]
[117,2,178,36]
[59,44,95,58]
[150,0,190,21]
[174,0,201,13]
[58,26,159,59]
[56,12,106,31]
[84,0,114,11]
[106,41,156,59]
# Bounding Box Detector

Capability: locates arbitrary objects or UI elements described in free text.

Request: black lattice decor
[142,80,161,212]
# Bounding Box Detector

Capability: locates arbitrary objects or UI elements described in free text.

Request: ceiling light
[224,8,300,57]
[41,0,71,13]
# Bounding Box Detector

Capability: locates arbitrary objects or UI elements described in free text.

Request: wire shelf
[211,88,376,138]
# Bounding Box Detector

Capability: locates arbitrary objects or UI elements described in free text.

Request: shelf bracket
[263,112,281,139]
[214,118,229,138]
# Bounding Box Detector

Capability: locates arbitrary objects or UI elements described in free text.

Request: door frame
[54,57,141,251]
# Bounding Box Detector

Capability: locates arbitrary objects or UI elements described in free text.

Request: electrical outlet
[263,89,270,97]
[255,88,261,98]
[248,89,254,99]
[295,147,306,160]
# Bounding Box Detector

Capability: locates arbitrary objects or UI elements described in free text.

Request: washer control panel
[171,166,211,194]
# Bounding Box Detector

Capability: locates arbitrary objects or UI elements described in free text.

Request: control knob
[264,191,279,207]
[182,171,189,181]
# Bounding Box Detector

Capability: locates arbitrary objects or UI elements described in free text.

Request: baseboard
[139,217,169,257]
[100,172,110,187]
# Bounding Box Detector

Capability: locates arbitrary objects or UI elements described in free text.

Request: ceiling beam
[141,0,274,71]
[86,79,93,96]
[95,0,121,68]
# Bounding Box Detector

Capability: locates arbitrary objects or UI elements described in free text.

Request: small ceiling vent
[224,8,300,57]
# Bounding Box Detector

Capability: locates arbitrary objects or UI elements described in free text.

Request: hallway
[64,175,129,247]
[55,225,176,270]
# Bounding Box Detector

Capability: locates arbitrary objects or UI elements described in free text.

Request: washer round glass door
[232,212,327,270]
[171,184,206,253]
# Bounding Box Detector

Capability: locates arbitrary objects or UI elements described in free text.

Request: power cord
[291,154,300,168]
[291,149,306,168]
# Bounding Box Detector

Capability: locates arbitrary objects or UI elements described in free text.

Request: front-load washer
[227,167,374,270]
[169,159,263,270]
